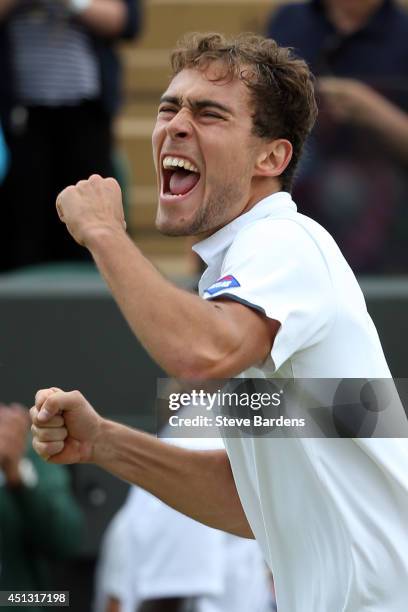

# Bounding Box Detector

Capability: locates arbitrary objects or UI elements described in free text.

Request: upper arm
[200,219,335,376]
[207,297,280,377]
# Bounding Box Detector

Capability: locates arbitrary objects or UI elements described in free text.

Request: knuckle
[42,442,54,455]
[89,174,102,183]
[60,186,75,199]
[49,441,64,454]
[46,394,57,410]
[71,389,84,403]
[35,389,45,403]
[105,177,119,188]
[33,414,43,428]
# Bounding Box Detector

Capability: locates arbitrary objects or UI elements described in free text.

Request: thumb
[35,387,62,411]
[37,390,65,423]
[37,390,84,423]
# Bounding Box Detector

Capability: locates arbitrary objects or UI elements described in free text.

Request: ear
[253,139,293,179]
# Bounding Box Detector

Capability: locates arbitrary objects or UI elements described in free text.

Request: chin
[155,217,192,237]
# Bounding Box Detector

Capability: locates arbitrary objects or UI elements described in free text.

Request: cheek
[212,142,244,173]
[151,125,162,168]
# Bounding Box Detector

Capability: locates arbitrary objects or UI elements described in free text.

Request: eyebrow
[159,95,233,115]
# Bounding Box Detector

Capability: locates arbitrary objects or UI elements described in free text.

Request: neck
[243,177,283,215]
[197,179,283,241]
[324,0,383,34]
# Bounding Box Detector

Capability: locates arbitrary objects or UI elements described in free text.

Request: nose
[166,108,193,140]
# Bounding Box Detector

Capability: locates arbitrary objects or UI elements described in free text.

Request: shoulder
[231,215,328,258]
[225,215,334,285]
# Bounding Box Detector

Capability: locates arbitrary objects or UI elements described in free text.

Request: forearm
[93,419,253,538]
[87,229,241,377]
[75,0,127,38]
[366,94,408,159]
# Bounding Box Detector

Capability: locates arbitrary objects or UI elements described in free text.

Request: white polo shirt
[193,192,408,612]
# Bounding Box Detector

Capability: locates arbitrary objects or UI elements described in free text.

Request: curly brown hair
[170,32,317,192]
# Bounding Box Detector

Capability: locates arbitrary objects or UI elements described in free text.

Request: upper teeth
[163,156,199,173]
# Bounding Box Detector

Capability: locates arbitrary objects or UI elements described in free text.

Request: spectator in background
[266,0,408,274]
[0,403,83,611]
[94,437,275,612]
[0,0,140,272]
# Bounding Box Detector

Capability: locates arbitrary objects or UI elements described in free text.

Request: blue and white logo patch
[204,275,241,296]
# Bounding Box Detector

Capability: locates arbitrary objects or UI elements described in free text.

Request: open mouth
[162,156,201,198]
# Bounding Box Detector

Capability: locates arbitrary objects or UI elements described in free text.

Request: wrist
[82,224,127,252]
[91,418,114,466]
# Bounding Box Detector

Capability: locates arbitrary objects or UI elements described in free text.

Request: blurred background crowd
[0,0,407,610]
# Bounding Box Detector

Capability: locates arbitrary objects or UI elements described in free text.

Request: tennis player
[31,34,408,611]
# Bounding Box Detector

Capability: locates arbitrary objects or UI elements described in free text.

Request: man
[266,0,408,273]
[30,33,408,611]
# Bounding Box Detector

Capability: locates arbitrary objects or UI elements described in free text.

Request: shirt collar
[192,191,296,265]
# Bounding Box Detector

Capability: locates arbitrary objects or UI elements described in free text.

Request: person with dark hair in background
[0,402,83,611]
[267,0,408,274]
[0,0,140,271]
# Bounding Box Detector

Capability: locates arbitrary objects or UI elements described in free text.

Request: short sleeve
[202,219,335,372]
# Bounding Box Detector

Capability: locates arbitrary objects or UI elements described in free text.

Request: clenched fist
[56,174,127,247]
[30,388,103,464]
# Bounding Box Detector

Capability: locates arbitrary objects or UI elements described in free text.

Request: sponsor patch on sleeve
[204,274,241,296]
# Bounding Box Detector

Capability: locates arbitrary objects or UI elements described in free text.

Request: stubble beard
[156,181,246,237]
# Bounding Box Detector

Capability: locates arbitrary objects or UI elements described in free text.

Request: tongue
[169,170,199,195]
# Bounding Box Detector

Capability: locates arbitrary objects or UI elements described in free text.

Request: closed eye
[158,106,178,115]
[201,112,223,119]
